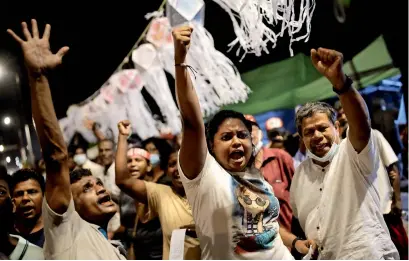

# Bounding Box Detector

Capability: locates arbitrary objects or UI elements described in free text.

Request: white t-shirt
[42,199,126,260]
[83,159,105,178]
[178,152,293,260]
[373,129,398,214]
[290,130,399,259]
[8,235,44,260]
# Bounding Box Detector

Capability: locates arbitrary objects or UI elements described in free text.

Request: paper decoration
[146,17,173,48]
[153,17,250,117]
[125,88,161,139]
[167,0,205,26]
[131,43,161,71]
[212,0,316,58]
[132,44,182,134]
[109,69,144,93]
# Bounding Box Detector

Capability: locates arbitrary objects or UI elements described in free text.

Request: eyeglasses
[239,195,267,207]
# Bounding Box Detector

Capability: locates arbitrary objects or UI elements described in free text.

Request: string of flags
[59,0,315,144]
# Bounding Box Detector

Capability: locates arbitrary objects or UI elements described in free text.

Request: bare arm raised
[311,48,371,152]
[115,120,148,204]
[173,26,207,180]
[8,20,71,214]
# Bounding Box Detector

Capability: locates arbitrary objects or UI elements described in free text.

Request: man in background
[11,169,45,247]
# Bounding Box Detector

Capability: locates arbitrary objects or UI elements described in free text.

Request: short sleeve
[374,130,399,167]
[346,129,379,176]
[143,181,162,221]
[289,170,299,219]
[42,198,84,255]
[178,151,213,188]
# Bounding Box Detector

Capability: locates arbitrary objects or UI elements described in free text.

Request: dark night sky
[0,0,406,150]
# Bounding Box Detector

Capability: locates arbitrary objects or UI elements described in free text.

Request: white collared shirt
[373,129,398,214]
[290,130,399,259]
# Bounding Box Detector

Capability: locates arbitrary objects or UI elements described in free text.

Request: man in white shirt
[290,47,399,259]
[8,20,125,259]
[336,104,408,259]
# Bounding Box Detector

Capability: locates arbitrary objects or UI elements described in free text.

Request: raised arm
[172,26,207,180]
[115,120,148,204]
[311,48,370,152]
[7,20,71,214]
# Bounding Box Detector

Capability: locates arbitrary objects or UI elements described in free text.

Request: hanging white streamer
[148,16,250,118]
[212,0,316,58]
[132,43,182,135]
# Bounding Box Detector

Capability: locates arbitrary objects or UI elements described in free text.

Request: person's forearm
[115,134,130,186]
[175,66,204,132]
[389,164,402,203]
[339,87,371,152]
[29,74,68,165]
[279,227,297,248]
[29,73,71,214]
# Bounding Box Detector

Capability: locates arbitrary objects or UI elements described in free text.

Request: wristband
[292,237,302,250]
[175,63,197,78]
[333,74,353,95]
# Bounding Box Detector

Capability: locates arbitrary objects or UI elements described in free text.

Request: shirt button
[321,246,324,251]
[321,169,325,172]
[319,188,322,191]
[317,226,320,230]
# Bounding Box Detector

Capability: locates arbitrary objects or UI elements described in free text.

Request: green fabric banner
[225,36,400,114]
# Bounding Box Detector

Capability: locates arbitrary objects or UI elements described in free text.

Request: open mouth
[314,143,328,151]
[20,206,35,215]
[230,150,245,162]
[98,194,112,206]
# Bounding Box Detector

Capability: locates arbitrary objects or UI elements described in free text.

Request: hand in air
[7,19,69,73]
[118,120,131,136]
[311,48,346,90]
[172,26,193,64]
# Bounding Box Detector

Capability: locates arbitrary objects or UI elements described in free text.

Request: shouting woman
[172,26,314,259]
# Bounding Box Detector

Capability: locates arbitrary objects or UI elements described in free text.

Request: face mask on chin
[73,154,87,166]
[306,142,339,163]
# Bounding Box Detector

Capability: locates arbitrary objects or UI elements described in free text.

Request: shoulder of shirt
[9,234,44,256]
[86,160,104,169]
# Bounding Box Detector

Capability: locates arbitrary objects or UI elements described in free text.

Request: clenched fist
[118,120,131,136]
[311,48,346,91]
[172,26,193,64]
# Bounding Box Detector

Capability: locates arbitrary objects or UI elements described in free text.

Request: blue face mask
[150,153,161,168]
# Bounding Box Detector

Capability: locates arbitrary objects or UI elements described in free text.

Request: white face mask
[73,154,87,166]
[306,142,339,163]
[253,140,264,156]
[252,130,264,156]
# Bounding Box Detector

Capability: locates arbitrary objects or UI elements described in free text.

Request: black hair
[142,137,172,170]
[205,110,252,154]
[295,102,337,136]
[70,168,92,184]
[0,165,11,189]
[267,127,287,142]
[98,139,115,147]
[248,120,261,130]
[11,169,45,194]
